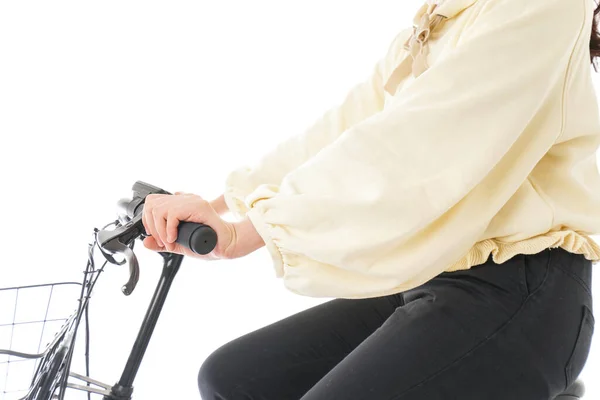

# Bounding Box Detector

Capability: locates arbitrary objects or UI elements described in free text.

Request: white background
[0,1,598,399]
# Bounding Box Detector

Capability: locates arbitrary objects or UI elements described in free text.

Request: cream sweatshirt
[224,0,600,298]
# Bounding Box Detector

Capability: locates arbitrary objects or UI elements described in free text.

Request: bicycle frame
[62,250,183,400]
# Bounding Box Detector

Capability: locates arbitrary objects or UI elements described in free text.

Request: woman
[142,0,599,398]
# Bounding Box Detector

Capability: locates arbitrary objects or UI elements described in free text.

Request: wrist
[233,217,265,256]
[210,194,229,215]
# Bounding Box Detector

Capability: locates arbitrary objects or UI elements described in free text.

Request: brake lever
[97,180,195,296]
[97,215,145,295]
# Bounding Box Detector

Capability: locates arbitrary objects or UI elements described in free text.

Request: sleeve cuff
[246,206,285,278]
[223,167,255,220]
[223,187,249,221]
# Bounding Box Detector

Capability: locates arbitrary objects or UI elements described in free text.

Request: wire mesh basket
[0,283,82,400]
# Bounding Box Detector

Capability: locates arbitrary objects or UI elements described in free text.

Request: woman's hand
[141,192,241,260]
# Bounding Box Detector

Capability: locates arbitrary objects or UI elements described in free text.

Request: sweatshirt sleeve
[223,54,391,220]
[244,0,588,298]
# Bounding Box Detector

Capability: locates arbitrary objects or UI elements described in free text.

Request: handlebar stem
[103,251,184,400]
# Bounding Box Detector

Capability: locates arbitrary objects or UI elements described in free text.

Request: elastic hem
[446,229,600,273]
[246,206,285,278]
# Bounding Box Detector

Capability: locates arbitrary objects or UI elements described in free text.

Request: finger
[175,191,201,199]
[165,241,187,255]
[167,197,219,250]
[142,210,150,236]
[153,206,171,250]
[167,241,215,259]
[146,193,167,202]
[142,197,156,237]
[145,205,163,248]
[166,210,181,244]
[144,236,187,256]
[143,236,162,252]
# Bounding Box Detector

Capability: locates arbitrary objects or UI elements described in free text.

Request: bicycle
[0,180,590,399]
[1,181,217,399]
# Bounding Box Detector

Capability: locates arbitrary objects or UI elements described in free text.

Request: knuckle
[166,210,178,222]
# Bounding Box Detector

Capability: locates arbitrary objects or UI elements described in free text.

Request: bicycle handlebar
[97,181,218,295]
[117,181,219,254]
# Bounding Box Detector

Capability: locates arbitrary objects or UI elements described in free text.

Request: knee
[198,350,226,399]
[197,344,238,399]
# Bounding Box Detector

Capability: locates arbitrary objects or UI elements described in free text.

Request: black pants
[198,247,595,399]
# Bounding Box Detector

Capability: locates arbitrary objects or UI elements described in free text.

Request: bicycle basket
[0,282,82,400]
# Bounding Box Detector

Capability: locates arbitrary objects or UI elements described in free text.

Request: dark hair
[591,0,600,71]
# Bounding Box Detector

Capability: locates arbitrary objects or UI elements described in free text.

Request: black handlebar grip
[175,222,218,255]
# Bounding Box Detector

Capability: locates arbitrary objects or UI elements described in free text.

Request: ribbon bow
[383,2,447,95]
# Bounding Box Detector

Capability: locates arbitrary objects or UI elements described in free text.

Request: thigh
[300,247,590,400]
[394,248,595,400]
[197,293,404,400]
